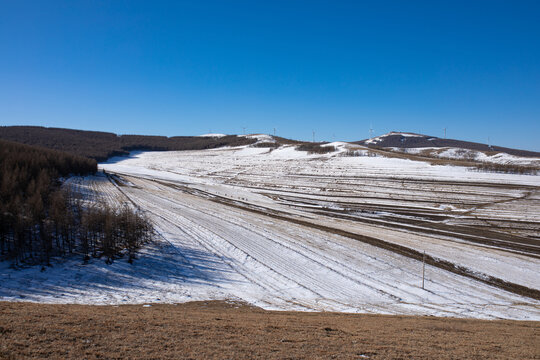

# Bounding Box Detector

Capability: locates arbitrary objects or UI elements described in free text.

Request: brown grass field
[0,301,538,359]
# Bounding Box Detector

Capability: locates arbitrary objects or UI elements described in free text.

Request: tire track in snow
[144,185,409,302]
[122,177,510,315]
[142,178,514,308]
[128,190,320,311]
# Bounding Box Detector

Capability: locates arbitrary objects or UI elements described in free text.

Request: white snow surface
[242,133,276,143]
[198,133,227,137]
[2,145,539,320]
[365,132,423,144]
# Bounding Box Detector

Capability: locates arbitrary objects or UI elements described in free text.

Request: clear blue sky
[1,1,539,150]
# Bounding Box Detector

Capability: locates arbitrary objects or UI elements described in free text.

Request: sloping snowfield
[2,144,539,320]
[392,146,540,166]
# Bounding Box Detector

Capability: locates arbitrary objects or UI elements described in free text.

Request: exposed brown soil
[1,301,539,360]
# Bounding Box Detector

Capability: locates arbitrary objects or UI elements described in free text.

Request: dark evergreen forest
[0,126,256,161]
[0,139,151,266]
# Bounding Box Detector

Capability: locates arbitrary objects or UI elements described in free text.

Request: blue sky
[1,1,539,150]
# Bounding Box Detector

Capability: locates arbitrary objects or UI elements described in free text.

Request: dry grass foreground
[0,301,538,359]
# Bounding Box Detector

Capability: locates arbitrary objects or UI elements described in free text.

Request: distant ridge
[0,126,255,161]
[354,131,540,158]
[2,126,538,162]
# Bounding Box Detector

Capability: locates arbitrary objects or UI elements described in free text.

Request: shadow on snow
[0,238,240,302]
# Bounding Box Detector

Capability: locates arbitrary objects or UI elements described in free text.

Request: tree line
[296,143,336,154]
[0,126,256,161]
[0,139,152,266]
[473,162,538,175]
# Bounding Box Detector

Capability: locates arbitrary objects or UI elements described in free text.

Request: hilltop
[1,126,539,170]
[355,131,540,158]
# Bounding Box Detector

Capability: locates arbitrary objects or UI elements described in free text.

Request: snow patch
[365,132,424,144]
[243,134,276,143]
[198,133,227,138]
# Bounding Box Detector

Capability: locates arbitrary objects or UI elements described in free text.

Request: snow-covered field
[1,144,539,320]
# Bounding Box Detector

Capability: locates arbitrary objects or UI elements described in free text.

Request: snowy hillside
[357,131,540,167]
[2,143,539,320]
[392,146,540,166]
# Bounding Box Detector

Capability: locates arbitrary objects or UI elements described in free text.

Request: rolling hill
[354,131,540,158]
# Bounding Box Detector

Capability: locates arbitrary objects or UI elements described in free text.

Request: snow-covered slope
[365,132,424,145]
[241,134,276,143]
[197,133,227,137]
[2,145,539,320]
[357,132,540,166]
[392,147,540,166]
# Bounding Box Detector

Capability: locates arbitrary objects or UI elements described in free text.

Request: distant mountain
[0,126,255,161]
[2,126,538,164]
[354,132,540,158]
